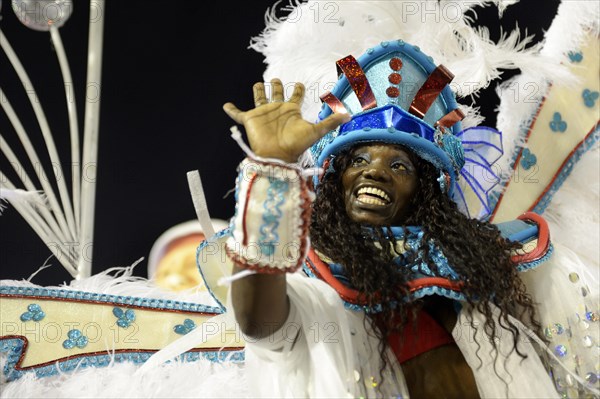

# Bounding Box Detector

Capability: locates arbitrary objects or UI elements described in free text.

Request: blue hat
[310,40,503,219]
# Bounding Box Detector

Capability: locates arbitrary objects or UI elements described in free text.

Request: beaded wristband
[225,158,312,274]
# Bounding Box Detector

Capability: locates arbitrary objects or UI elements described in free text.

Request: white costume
[244,273,559,398]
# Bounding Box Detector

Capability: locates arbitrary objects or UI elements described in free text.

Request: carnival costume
[1,1,599,398]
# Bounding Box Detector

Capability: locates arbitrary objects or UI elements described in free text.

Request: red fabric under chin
[389,309,456,364]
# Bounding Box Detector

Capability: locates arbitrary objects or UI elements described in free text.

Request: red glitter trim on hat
[409,65,454,119]
[320,92,348,114]
[435,108,465,129]
[336,55,377,111]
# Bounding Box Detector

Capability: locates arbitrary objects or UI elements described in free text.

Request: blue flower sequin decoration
[62,329,88,350]
[439,132,465,171]
[174,319,196,335]
[520,148,537,170]
[112,307,136,328]
[568,51,583,63]
[582,89,599,108]
[549,112,567,133]
[20,304,45,322]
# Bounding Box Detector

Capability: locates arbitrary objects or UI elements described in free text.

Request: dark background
[0,1,560,285]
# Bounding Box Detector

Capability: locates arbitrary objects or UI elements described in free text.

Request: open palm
[223,78,350,162]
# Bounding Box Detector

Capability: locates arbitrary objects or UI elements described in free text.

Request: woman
[220,41,558,398]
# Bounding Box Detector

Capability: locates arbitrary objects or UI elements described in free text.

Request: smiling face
[341,144,419,226]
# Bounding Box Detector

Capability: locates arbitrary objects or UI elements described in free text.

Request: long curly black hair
[309,145,541,382]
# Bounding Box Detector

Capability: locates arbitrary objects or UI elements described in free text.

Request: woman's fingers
[289,82,305,105]
[312,112,352,139]
[223,102,245,124]
[253,82,268,107]
[270,78,284,102]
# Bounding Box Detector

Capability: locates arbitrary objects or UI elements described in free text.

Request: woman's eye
[391,162,407,171]
[352,156,368,166]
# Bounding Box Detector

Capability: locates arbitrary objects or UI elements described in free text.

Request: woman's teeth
[357,194,387,205]
[356,187,391,205]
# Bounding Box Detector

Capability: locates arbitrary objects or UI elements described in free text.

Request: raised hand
[223,78,350,163]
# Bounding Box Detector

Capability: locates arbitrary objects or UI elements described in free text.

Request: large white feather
[250,0,571,126]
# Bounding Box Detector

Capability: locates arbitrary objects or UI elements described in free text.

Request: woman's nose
[363,163,391,181]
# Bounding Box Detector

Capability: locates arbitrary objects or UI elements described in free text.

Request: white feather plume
[541,1,600,61]
[250,0,571,126]
[0,356,249,398]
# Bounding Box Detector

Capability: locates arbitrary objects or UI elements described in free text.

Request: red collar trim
[511,212,550,264]
[306,249,463,306]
